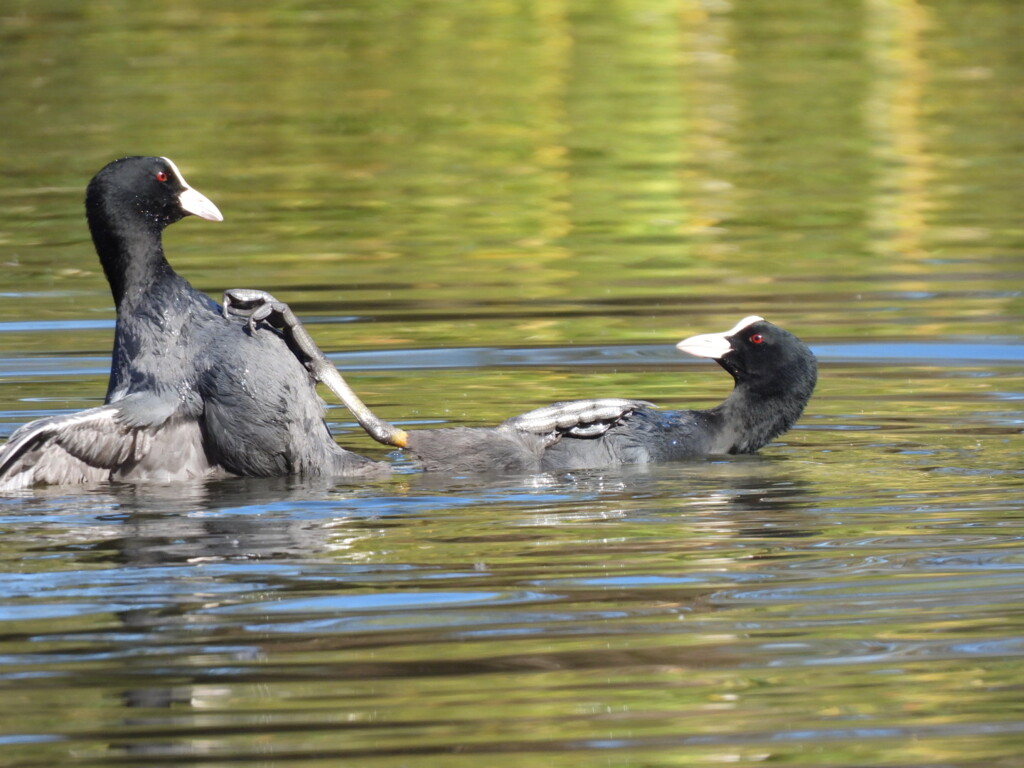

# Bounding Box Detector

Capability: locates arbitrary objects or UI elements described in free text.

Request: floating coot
[225,295,818,474]
[0,157,385,489]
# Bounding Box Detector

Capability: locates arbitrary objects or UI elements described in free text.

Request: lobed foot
[222,288,408,448]
[223,288,293,332]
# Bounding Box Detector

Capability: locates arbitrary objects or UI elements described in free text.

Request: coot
[535,315,818,470]
[0,157,385,490]
[225,294,817,473]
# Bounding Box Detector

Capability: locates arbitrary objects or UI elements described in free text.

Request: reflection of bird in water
[32,458,820,759]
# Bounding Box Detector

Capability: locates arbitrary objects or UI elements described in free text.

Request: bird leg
[223,291,653,451]
[222,289,408,448]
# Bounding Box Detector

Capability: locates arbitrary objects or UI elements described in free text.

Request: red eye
[750,333,764,344]
[155,171,168,182]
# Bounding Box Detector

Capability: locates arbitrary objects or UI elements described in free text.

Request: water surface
[0,1,1022,766]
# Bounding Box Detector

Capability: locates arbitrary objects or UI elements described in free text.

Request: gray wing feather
[0,407,127,489]
[0,394,217,490]
[501,398,655,438]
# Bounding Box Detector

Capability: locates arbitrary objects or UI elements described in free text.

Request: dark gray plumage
[0,157,385,490]
[221,298,818,475]
[400,399,653,472]
[403,316,817,472]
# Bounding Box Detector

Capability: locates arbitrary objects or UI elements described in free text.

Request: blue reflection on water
[0,340,1020,381]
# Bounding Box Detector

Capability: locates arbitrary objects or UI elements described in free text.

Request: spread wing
[0,406,135,489]
[501,398,655,439]
[0,394,214,490]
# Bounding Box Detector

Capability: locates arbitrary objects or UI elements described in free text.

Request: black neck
[714,374,816,454]
[87,196,175,308]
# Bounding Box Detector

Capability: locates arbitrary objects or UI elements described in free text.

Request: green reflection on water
[1,0,1021,345]
[0,1,1022,767]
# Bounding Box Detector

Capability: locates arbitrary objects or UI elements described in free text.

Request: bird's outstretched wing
[0,394,212,490]
[502,398,655,440]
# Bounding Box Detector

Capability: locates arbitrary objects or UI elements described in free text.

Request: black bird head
[85,156,223,306]
[677,316,817,398]
[86,156,223,233]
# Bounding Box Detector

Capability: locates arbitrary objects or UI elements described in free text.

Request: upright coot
[225,295,818,473]
[0,157,385,489]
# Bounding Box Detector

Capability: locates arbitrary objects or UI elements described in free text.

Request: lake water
[0,2,1022,766]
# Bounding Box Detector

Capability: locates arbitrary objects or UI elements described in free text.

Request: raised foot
[502,398,654,440]
[223,288,326,372]
[223,288,294,333]
[221,288,408,449]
